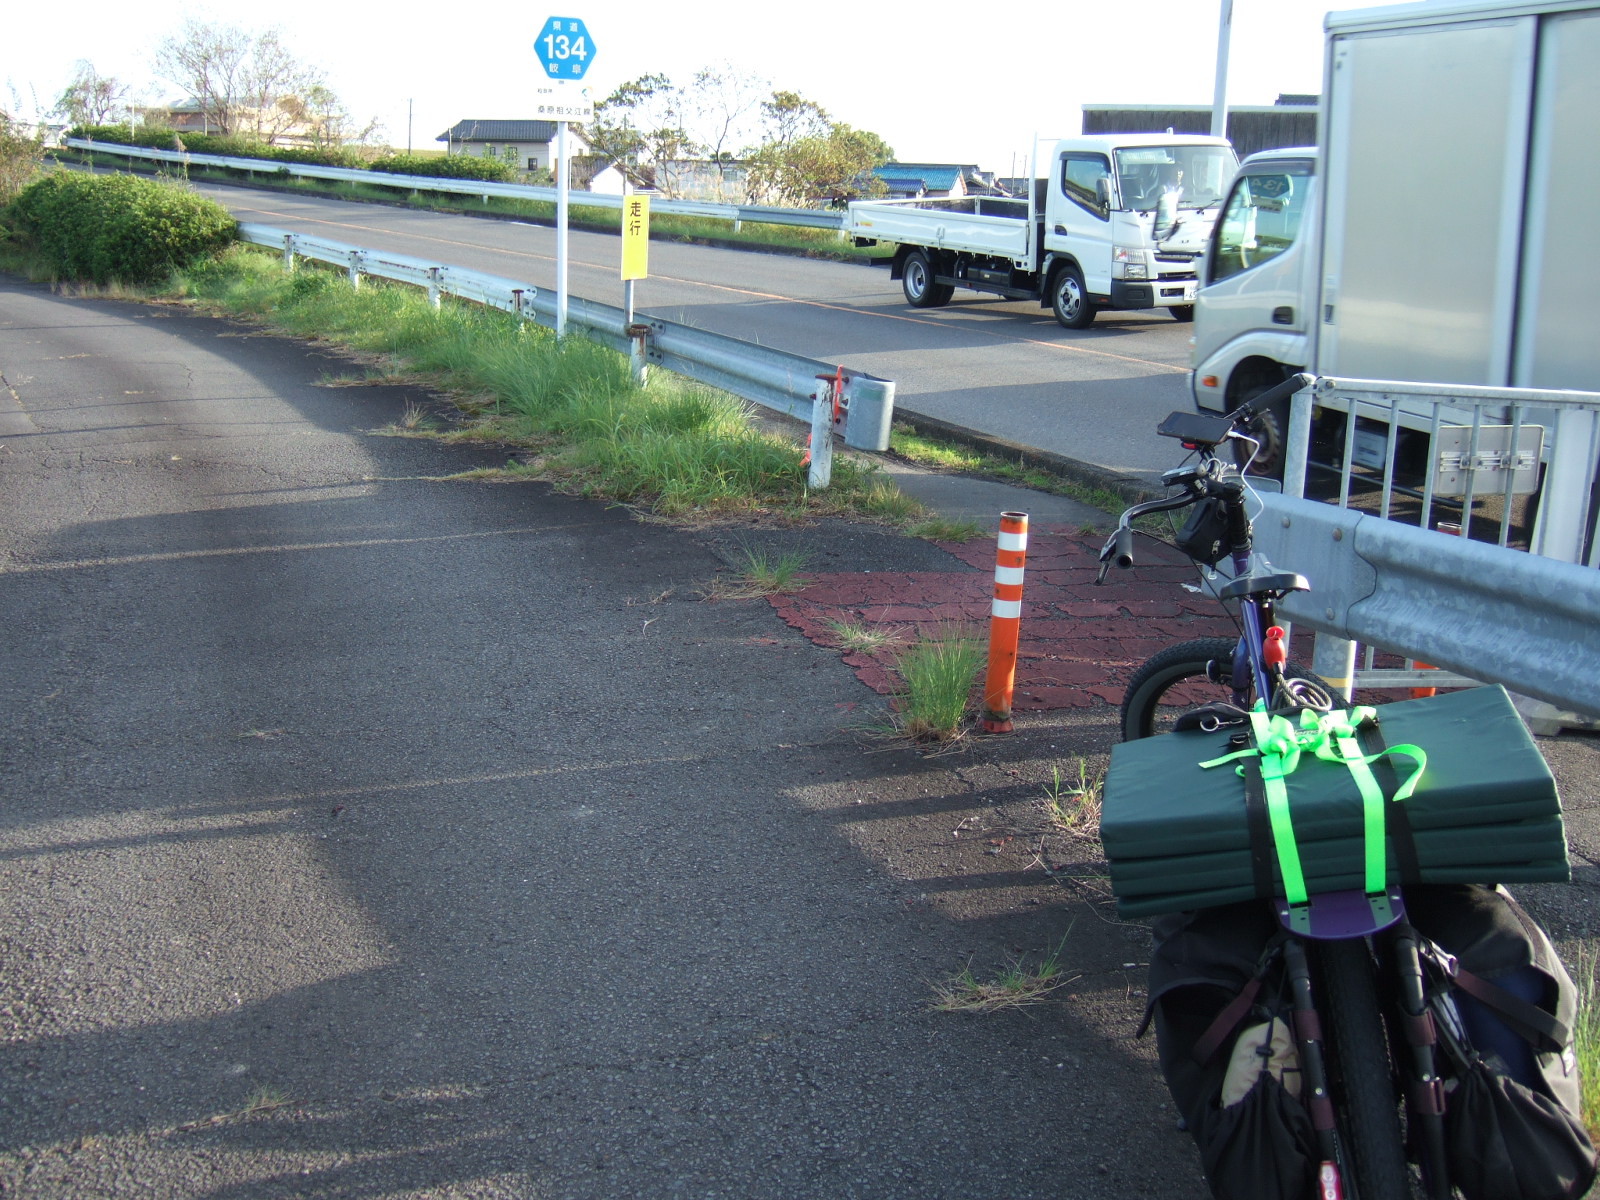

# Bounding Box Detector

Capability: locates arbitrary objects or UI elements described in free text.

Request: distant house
[1081,96,1319,158]
[436,119,591,173]
[869,163,1004,201]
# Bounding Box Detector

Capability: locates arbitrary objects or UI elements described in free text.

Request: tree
[583,73,699,197]
[154,20,348,145]
[154,19,251,135]
[53,62,131,127]
[745,95,893,208]
[687,62,765,196]
[237,29,324,143]
[759,90,830,149]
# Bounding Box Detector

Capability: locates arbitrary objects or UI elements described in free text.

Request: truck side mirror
[1095,177,1110,214]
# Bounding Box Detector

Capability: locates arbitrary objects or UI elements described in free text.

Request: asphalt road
[181,179,1197,485]
[0,278,1216,1197]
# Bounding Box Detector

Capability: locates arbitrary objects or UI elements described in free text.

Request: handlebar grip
[1112,527,1134,569]
[1236,371,1315,416]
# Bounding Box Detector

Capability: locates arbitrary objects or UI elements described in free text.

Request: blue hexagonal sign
[535,16,596,81]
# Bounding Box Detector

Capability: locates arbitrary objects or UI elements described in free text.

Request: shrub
[8,172,237,285]
[369,153,517,183]
[0,114,46,205]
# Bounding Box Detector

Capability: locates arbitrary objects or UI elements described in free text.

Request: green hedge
[8,172,238,285]
[70,125,519,185]
[368,153,516,183]
[69,125,363,168]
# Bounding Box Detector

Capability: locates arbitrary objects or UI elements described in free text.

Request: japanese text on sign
[621,195,650,280]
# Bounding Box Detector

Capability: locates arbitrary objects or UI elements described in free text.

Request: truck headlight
[1113,246,1149,280]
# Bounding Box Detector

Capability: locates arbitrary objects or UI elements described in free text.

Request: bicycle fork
[1282,939,1346,1199]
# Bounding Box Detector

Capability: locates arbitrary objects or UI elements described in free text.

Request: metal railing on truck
[1259,376,1600,722]
[234,223,895,488]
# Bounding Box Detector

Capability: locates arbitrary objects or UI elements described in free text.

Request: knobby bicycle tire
[1319,938,1413,1200]
[1119,636,1335,741]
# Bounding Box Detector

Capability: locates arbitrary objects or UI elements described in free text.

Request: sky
[4,0,1362,174]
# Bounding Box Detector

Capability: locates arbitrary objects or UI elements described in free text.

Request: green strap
[1199,706,1428,902]
[1252,709,1309,904]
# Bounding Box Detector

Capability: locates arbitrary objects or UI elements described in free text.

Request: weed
[931,937,1078,1013]
[706,545,814,599]
[891,625,985,742]
[822,618,907,654]
[1573,944,1600,1142]
[242,1085,291,1114]
[1041,760,1104,840]
[908,517,982,542]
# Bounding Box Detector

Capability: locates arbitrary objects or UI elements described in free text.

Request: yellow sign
[621,195,650,281]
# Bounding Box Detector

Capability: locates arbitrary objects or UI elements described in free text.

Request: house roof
[437,120,562,144]
[873,163,979,192]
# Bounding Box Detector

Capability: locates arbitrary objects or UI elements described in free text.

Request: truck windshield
[1114,145,1238,211]
[1209,161,1314,283]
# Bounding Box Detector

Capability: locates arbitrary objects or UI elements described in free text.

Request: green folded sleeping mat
[1102,685,1568,919]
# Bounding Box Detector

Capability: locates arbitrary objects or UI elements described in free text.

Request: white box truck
[847,135,1237,328]
[1190,0,1600,481]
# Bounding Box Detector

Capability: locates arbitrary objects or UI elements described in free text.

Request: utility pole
[1211,0,1234,140]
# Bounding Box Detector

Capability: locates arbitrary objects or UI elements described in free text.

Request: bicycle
[1096,372,1445,1200]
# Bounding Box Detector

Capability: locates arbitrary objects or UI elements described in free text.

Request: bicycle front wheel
[1319,938,1412,1200]
[1120,637,1334,740]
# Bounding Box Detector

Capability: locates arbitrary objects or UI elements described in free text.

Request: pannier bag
[1406,885,1598,1200]
[1144,886,1597,1200]
[1102,686,1569,918]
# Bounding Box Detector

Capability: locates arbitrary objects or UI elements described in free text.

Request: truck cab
[1189,148,1318,473]
[1045,135,1239,324]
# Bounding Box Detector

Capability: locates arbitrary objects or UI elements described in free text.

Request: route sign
[536,17,596,81]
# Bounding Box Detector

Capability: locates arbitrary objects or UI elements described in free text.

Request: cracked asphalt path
[0,279,1211,1199]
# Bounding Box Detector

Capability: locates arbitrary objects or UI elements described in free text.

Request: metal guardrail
[1251,493,1600,719]
[236,223,895,472]
[65,139,848,232]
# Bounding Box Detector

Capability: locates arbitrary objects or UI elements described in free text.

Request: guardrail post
[842,376,895,453]
[427,267,442,310]
[281,234,296,273]
[512,289,527,321]
[982,512,1030,733]
[806,372,838,489]
[347,250,362,289]
[1311,634,1358,703]
[626,323,651,387]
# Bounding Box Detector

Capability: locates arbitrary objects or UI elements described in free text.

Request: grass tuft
[931,938,1078,1013]
[705,545,814,600]
[1041,760,1104,840]
[821,618,908,655]
[890,625,985,742]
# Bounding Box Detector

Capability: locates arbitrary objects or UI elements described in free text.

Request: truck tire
[902,251,953,308]
[1050,265,1097,329]
[1229,370,1302,479]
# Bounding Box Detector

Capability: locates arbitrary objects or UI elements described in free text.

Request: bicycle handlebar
[1225,371,1316,423]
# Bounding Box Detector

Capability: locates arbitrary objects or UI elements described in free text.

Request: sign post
[621,194,650,383]
[533,16,597,338]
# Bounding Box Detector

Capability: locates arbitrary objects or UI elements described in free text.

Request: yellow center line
[239,203,1187,375]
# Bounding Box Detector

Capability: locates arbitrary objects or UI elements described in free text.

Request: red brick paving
[770,528,1237,711]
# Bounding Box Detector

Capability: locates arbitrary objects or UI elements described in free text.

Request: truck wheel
[1051,266,1097,329]
[1167,306,1195,322]
[902,251,952,308]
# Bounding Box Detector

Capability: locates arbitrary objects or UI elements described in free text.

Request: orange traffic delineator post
[982,512,1029,733]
